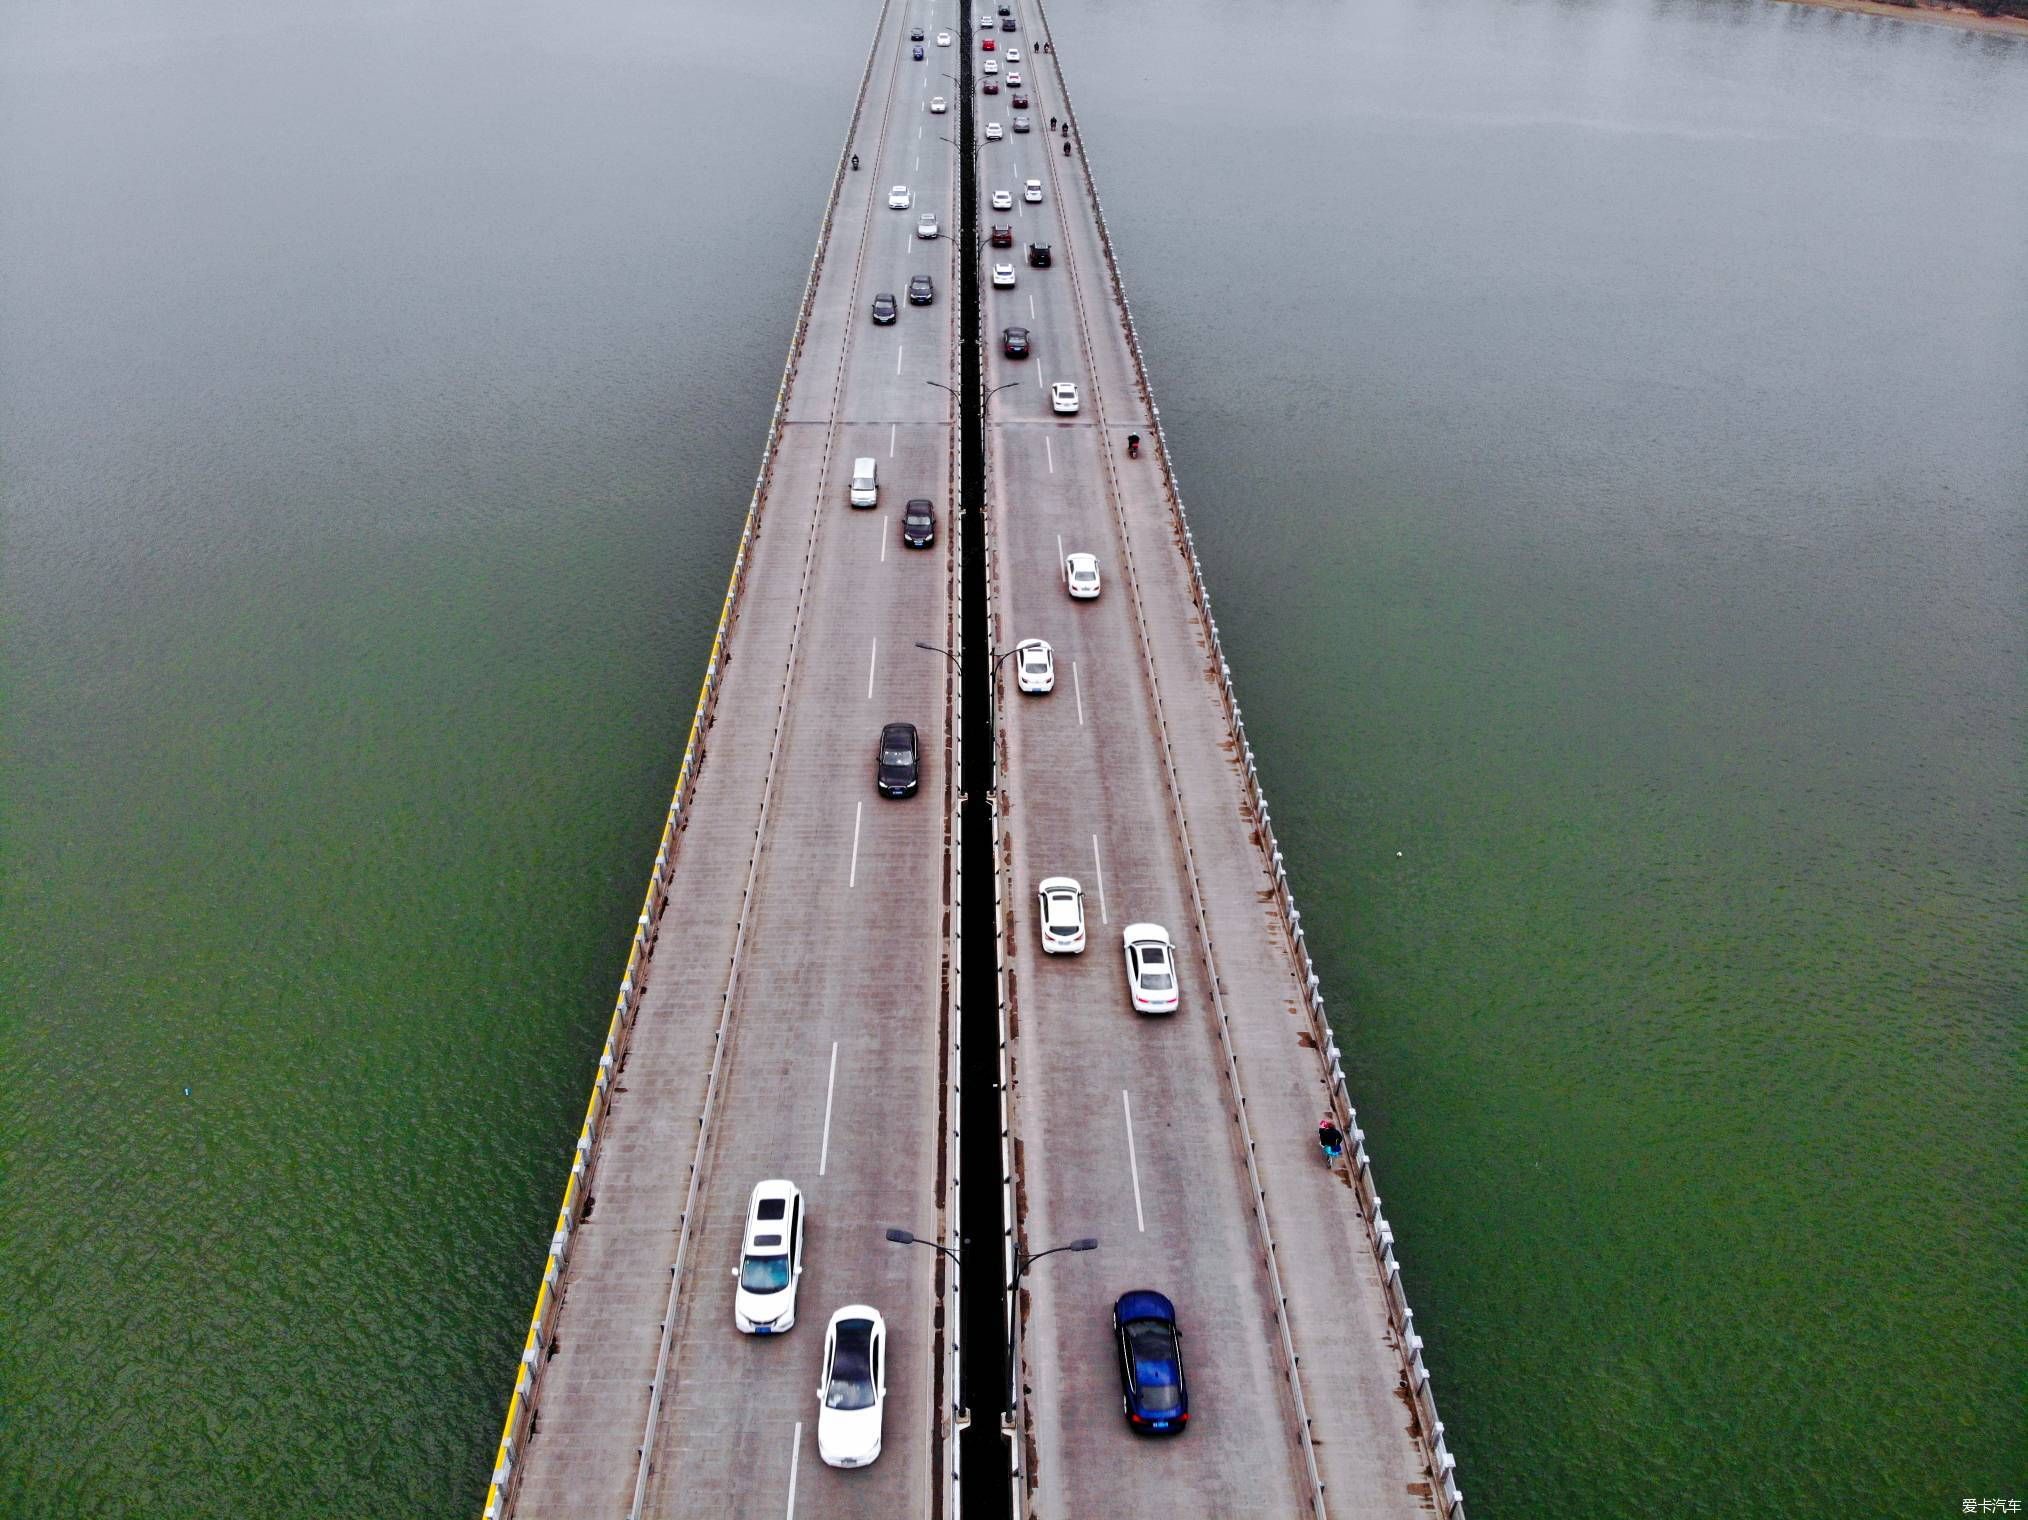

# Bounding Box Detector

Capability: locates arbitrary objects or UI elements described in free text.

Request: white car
[817,1305,887,1468]
[888,185,912,209]
[1023,178,1043,203]
[1014,637,1053,692]
[985,121,1003,141]
[992,261,1016,288]
[1008,47,1022,61]
[991,189,1013,210]
[1123,923,1179,1014]
[1064,552,1101,599]
[732,1179,805,1334]
[1037,877,1086,954]
[982,58,999,74]
[918,212,939,238]
[937,30,952,44]
[929,96,948,113]
[1007,71,1022,86]
[1050,381,1080,414]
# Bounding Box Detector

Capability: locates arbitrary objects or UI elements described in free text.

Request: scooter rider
[1318,1114,1345,1158]
[851,153,860,170]
[1126,432,1140,458]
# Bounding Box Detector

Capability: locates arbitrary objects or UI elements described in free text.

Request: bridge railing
[1027,8,1466,1518]
[478,4,898,1513]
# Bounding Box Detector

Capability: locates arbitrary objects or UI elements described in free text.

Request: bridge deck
[987,3,1435,1515]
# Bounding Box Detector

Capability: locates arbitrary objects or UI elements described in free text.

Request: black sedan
[877,722,921,797]
[901,498,936,549]
[911,25,925,39]
[1113,1291,1189,1434]
[1001,326,1030,358]
[907,274,935,305]
[871,292,898,325]
[1001,15,1016,29]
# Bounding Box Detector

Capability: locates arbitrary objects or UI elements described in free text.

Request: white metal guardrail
[1024,6,1468,1517]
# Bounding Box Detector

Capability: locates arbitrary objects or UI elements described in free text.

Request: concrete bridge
[483,1,1465,1516]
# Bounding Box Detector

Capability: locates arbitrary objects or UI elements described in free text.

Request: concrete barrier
[480,4,901,1515]
[1025,7,1465,1517]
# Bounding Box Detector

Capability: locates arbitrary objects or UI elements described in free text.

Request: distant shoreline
[1774,0,2028,35]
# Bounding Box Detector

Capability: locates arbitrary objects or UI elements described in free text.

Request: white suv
[732,1179,806,1333]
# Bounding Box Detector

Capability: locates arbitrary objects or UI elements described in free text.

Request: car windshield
[826,1322,877,1410]
[740,1252,790,1293]
[1125,1321,1181,1410]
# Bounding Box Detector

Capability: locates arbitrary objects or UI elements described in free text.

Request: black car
[901,498,936,549]
[1026,243,1052,267]
[1001,326,1030,358]
[1011,94,1029,109]
[997,3,1010,13]
[907,274,935,305]
[871,293,898,325]
[913,44,925,59]
[1001,15,1017,29]
[990,223,1014,248]
[877,722,921,797]
[910,25,925,39]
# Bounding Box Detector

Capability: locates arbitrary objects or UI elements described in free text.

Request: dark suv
[907,274,935,305]
[1027,243,1052,267]
[877,722,921,797]
[901,498,936,549]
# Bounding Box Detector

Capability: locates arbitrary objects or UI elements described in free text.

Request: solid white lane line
[896,345,905,375]
[1028,293,1036,320]
[849,801,864,888]
[819,1043,840,1175]
[1122,1090,1146,1233]
[1045,435,1054,474]
[785,1423,802,1518]
[1091,832,1108,923]
[868,638,879,699]
[1072,660,1083,726]
[881,520,888,563]
[1056,532,1063,568]
[890,422,898,457]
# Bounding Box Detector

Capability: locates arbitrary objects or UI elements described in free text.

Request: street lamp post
[1007,1237,1098,1406]
[885,1227,965,1414]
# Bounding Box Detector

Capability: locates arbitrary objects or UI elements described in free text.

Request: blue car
[913,43,925,59]
[1112,1290,1189,1434]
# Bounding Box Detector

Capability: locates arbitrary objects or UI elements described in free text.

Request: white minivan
[850,457,877,507]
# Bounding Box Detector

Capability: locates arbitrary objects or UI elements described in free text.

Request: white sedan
[1037,877,1086,954]
[1014,637,1054,692]
[984,121,1003,141]
[1050,381,1080,414]
[1023,177,1043,202]
[1123,923,1179,1014]
[888,185,912,209]
[1064,552,1101,599]
[918,212,940,238]
[732,1179,805,1334]
[992,261,1017,288]
[1008,47,1022,61]
[991,189,1014,210]
[937,30,952,44]
[817,1305,888,1468]
[982,58,999,74]
[1007,71,1022,86]
[929,95,948,113]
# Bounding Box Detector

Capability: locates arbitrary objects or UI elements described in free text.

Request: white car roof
[744,1178,800,1251]
[1123,923,1171,946]
[1066,552,1097,569]
[1038,876,1082,895]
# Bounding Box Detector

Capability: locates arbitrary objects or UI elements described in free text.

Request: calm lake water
[2,0,2021,1515]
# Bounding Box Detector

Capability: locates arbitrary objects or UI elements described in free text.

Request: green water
[2,0,2022,1514]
